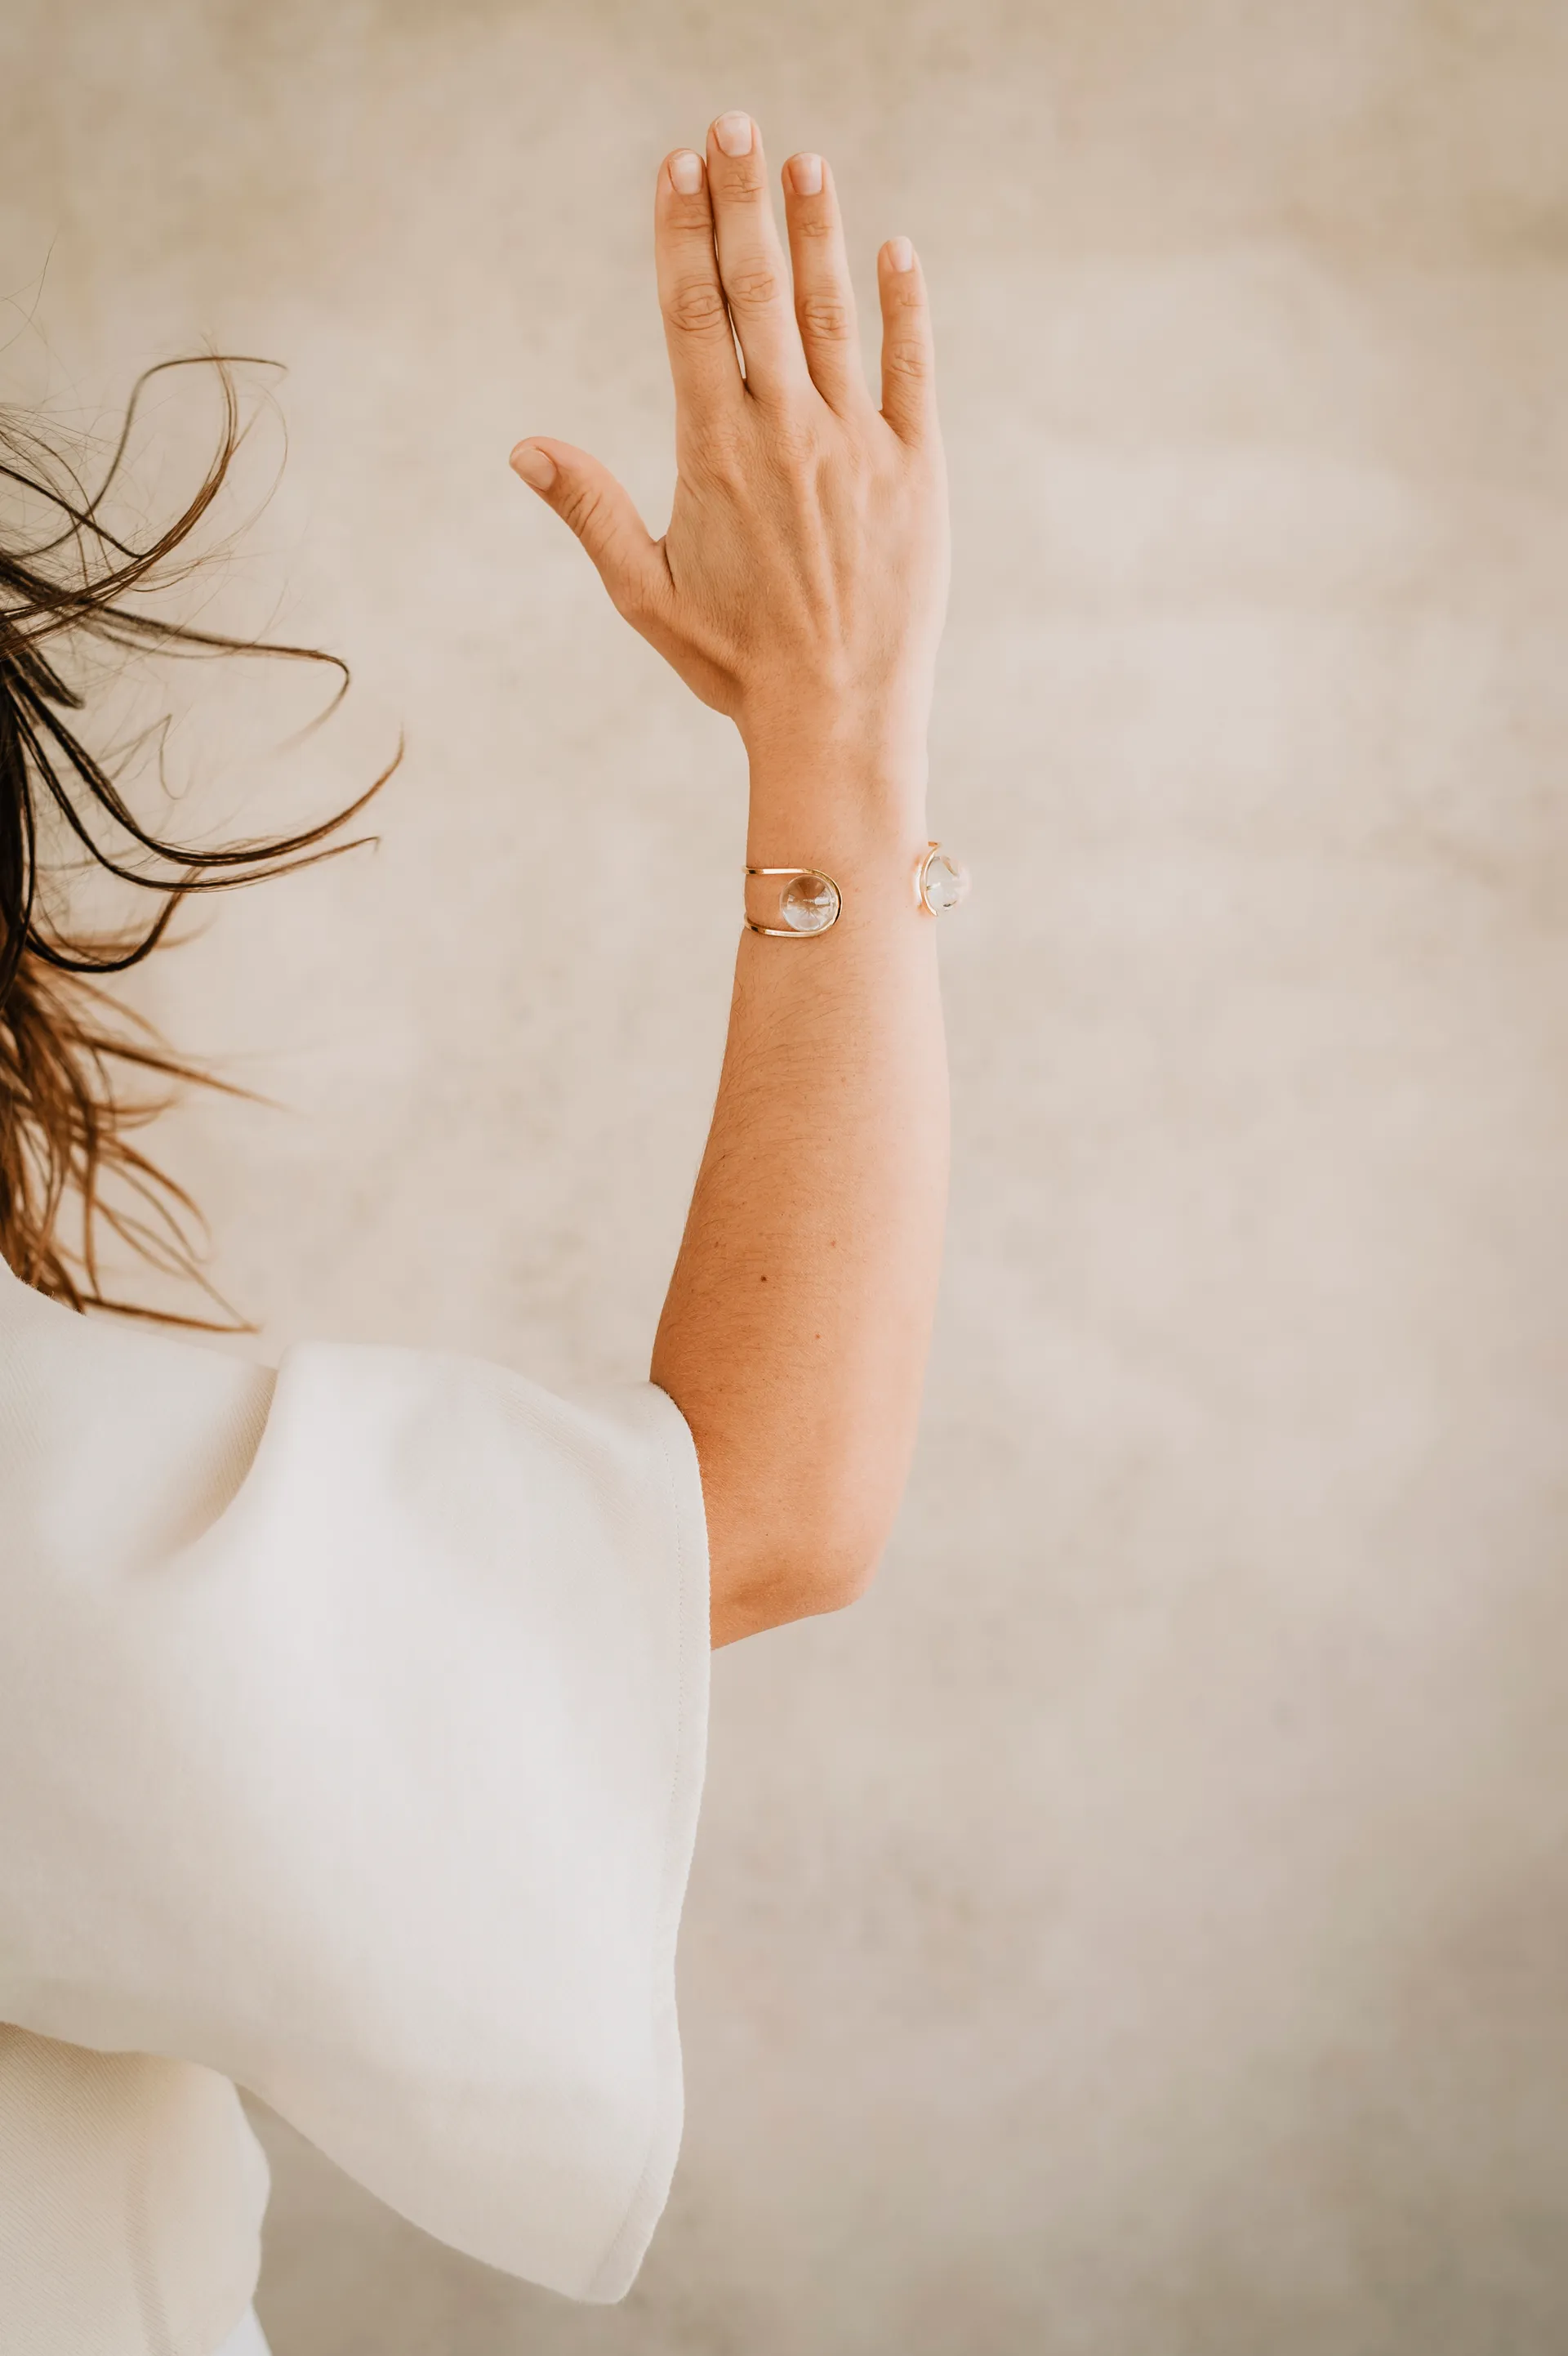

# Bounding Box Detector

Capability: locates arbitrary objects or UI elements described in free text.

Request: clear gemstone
[920,849,970,913]
[779,871,840,933]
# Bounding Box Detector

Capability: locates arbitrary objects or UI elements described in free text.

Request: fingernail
[887,235,915,272]
[510,442,555,490]
[670,149,702,194]
[789,152,822,196]
[714,110,753,158]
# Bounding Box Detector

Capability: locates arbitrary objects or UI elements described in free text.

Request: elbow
[786,1536,883,1622]
[709,1521,887,1645]
[681,1412,905,1644]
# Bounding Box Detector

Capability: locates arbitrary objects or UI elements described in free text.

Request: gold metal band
[742,846,969,933]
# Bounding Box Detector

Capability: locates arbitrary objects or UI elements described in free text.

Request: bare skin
[510,113,950,1646]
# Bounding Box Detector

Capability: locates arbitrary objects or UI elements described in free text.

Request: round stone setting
[919,847,971,914]
[778,871,841,934]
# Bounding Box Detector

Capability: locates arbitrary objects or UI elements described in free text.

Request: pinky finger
[877,237,936,443]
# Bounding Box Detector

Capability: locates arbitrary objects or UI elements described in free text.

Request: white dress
[212,2310,273,2356]
[0,1258,710,2356]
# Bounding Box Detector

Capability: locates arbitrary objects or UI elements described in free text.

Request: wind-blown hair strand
[0,356,397,1323]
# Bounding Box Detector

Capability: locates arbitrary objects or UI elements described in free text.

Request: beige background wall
[7,2,1568,2350]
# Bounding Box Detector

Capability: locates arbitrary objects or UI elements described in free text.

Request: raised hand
[510,113,947,790]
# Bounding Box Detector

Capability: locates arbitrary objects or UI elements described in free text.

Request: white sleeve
[2,1339,710,2304]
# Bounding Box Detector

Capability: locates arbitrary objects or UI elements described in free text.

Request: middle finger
[706,112,810,404]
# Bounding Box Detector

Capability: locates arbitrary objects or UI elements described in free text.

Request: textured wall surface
[6,3,1568,2351]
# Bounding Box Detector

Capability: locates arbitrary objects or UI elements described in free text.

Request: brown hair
[0,356,395,1323]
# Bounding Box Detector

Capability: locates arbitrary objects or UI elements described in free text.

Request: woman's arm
[510,114,951,1646]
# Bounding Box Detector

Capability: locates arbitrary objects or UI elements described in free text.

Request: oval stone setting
[919,847,971,914]
[778,871,842,934]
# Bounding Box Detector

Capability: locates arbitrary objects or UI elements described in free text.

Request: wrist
[742,720,929,868]
[741,685,929,773]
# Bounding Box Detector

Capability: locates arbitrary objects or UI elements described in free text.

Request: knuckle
[884,337,931,383]
[795,209,836,243]
[760,404,814,458]
[608,572,646,622]
[717,156,766,200]
[688,423,746,484]
[666,278,728,335]
[666,189,713,230]
[558,479,608,539]
[726,261,782,310]
[796,294,853,342]
[773,421,821,473]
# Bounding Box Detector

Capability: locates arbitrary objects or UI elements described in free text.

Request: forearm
[652,737,948,1645]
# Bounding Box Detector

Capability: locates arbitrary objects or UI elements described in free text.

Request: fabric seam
[583,1387,705,2300]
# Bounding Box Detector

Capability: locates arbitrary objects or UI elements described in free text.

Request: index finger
[654,148,743,426]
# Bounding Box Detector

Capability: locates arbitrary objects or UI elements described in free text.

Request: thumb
[509,438,665,618]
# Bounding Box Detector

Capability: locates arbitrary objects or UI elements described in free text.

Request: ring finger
[782,151,868,417]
